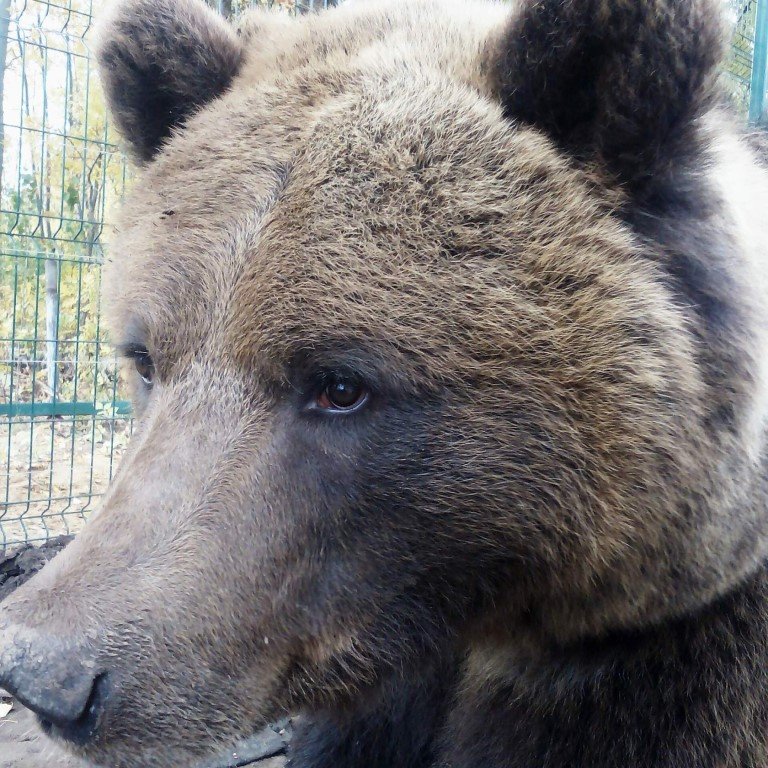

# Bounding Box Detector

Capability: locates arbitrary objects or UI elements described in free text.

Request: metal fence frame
[751,0,768,121]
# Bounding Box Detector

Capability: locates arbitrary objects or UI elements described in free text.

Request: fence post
[0,0,11,192]
[750,0,768,123]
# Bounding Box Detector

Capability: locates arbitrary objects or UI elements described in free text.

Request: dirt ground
[1,415,130,549]
[0,699,86,768]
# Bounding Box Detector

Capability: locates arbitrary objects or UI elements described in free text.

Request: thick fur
[0,1,767,767]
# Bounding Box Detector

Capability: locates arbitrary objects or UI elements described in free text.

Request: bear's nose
[0,621,107,744]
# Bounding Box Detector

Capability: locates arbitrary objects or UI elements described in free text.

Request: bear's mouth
[38,696,290,768]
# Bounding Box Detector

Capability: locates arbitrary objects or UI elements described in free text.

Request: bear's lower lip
[38,672,110,747]
[195,722,290,768]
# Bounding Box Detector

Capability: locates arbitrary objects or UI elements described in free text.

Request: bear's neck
[449,562,768,768]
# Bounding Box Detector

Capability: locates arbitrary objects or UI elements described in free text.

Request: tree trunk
[43,147,58,399]
[84,151,103,262]
[210,0,234,19]
[33,17,59,402]
[0,0,12,194]
[45,256,59,398]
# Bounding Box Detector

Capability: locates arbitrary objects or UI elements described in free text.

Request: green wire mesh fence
[0,0,131,550]
[724,0,768,120]
[1,0,767,552]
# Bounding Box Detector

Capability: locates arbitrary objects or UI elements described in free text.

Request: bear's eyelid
[119,342,151,360]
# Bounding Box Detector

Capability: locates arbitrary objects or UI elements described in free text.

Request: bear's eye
[132,350,155,386]
[316,377,369,412]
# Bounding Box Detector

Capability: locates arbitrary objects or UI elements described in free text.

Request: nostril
[38,672,110,747]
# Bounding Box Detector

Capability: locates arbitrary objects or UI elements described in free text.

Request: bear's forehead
[107,43,633,387]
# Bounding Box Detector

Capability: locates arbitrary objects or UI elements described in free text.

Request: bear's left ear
[493,0,725,192]
[96,0,244,164]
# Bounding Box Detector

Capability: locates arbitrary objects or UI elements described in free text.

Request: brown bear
[1,0,768,766]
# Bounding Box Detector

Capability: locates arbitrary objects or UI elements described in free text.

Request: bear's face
[3,1,760,766]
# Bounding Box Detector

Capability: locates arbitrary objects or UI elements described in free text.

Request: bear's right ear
[493,0,725,192]
[95,0,244,164]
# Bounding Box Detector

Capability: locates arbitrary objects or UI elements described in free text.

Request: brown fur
[1,1,768,766]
